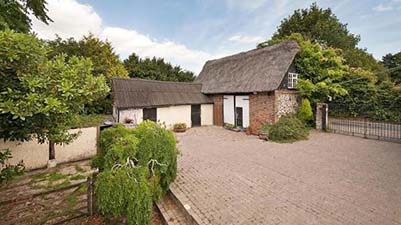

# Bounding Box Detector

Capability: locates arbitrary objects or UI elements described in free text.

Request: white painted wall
[223,95,235,125]
[157,105,191,129]
[118,108,143,125]
[235,95,250,128]
[0,127,98,170]
[201,104,214,126]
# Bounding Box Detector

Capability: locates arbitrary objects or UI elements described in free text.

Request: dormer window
[288,72,298,89]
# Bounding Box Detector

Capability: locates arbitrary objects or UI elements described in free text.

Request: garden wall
[0,127,98,170]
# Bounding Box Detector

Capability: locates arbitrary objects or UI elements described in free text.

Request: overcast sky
[31,0,401,74]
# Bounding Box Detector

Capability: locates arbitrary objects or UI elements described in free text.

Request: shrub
[131,121,177,198]
[173,123,187,129]
[260,124,272,135]
[94,121,177,224]
[0,149,25,184]
[297,98,313,123]
[269,115,309,143]
[93,125,139,170]
[96,166,152,225]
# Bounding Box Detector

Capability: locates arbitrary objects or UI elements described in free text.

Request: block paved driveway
[170,126,401,225]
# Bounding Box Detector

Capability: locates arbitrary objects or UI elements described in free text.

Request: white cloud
[225,0,268,11]
[101,27,214,73]
[31,0,102,39]
[228,34,265,44]
[30,0,225,73]
[373,0,401,12]
[374,3,393,12]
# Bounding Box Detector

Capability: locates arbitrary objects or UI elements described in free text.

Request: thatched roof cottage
[195,40,300,133]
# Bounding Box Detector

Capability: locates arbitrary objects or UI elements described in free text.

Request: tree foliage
[269,33,348,102]
[259,3,400,121]
[124,53,195,82]
[0,149,25,184]
[47,34,128,113]
[262,3,382,73]
[0,0,52,33]
[382,52,401,85]
[0,30,109,159]
[266,3,359,51]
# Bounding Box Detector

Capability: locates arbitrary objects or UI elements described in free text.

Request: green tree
[265,3,359,51]
[382,52,401,85]
[269,33,348,103]
[124,53,195,82]
[0,30,109,160]
[0,0,52,33]
[297,98,313,123]
[47,34,128,81]
[260,3,382,73]
[47,34,128,113]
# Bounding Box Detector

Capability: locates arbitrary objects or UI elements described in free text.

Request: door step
[156,191,198,225]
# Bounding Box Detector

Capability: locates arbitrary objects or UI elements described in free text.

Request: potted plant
[173,123,187,133]
[223,123,235,130]
[124,117,134,124]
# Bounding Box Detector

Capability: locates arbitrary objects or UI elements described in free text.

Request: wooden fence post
[87,176,93,216]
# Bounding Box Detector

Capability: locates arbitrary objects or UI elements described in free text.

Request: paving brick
[171,127,401,225]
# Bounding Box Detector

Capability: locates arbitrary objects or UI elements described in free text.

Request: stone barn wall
[275,90,300,120]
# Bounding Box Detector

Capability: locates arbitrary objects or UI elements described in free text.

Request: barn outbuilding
[112,40,301,134]
[112,78,214,128]
[195,40,301,133]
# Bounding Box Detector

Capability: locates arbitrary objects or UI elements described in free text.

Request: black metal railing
[327,103,401,143]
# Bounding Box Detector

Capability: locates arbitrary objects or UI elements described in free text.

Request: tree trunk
[49,141,55,160]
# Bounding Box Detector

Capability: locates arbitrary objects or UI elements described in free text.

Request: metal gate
[327,103,401,143]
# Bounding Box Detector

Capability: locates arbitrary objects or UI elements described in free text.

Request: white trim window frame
[288,72,299,89]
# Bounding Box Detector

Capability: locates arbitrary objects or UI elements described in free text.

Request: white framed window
[288,72,299,89]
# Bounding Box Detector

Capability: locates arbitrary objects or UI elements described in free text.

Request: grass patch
[70,174,86,181]
[74,164,85,173]
[70,114,108,129]
[48,171,68,182]
[29,170,72,189]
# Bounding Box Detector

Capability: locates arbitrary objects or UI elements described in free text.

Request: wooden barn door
[191,105,201,127]
[143,108,157,122]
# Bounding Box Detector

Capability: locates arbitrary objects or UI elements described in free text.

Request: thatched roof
[196,40,300,94]
[112,78,213,109]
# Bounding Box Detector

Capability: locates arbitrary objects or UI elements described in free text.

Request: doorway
[191,105,201,127]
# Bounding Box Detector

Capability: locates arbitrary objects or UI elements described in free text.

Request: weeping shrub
[132,121,177,198]
[95,166,152,225]
[91,125,138,169]
[93,121,177,224]
[269,115,309,143]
